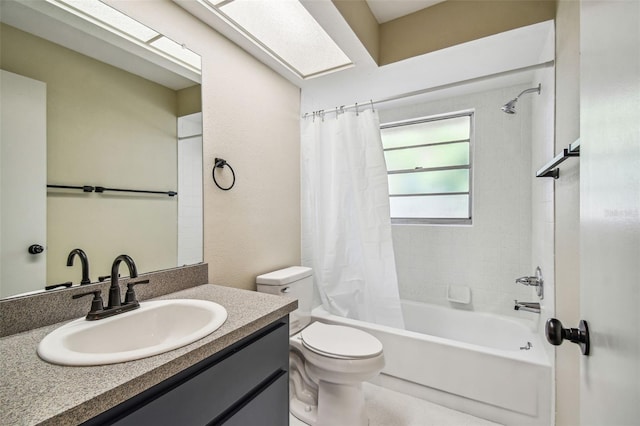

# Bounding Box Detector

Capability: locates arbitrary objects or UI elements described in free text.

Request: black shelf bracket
[536,139,580,179]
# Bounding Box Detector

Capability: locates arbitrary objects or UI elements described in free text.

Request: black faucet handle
[124,279,149,305]
[98,273,120,282]
[72,290,104,319]
[45,282,73,291]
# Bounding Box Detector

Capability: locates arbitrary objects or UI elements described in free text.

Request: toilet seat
[300,322,383,359]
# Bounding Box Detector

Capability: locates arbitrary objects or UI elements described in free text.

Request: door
[0,70,47,298]
[580,0,640,424]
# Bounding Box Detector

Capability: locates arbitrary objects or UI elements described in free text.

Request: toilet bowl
[256,267,385,426]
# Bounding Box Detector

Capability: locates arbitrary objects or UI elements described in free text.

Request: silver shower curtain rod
[302,60,554,118]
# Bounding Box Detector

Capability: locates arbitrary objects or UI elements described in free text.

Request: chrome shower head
[501,99,518,114]
[501,83,541,114]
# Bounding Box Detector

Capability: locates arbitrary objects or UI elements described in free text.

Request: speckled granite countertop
[0,284,296,426]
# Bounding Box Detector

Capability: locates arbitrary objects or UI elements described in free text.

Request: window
[380,112,473,224]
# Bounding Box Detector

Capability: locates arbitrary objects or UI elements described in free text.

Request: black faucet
[72,254,149,320]
[72,254,149,321]
[108,254,138,309]
[67,248,91,285]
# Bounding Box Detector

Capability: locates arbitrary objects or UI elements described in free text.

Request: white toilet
[257,266,385,426]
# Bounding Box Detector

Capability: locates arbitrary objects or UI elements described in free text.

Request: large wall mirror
[0,0,203,299]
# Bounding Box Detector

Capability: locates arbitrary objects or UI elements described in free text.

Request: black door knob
[545,318,590,355]
[28,244,44,255]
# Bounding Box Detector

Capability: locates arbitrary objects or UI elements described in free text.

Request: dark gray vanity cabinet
[84,317,289,426]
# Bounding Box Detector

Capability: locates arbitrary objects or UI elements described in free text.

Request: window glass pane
[390,195,469,219]
[388,169,469,195]
[384,142,469,171]
[381,116,470,149]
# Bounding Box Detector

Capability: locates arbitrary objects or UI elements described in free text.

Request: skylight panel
[205,0,352,78]
[54,0,159,42]
[45,0,201,73]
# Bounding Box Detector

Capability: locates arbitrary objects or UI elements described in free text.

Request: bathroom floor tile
[289,382,501,426]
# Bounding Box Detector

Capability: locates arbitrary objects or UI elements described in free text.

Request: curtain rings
[305,101,375,119]
[311,110,326,122]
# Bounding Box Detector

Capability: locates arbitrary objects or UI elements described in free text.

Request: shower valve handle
[545,318,590,356]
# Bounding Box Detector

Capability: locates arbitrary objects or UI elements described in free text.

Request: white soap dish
[447,285,471,304]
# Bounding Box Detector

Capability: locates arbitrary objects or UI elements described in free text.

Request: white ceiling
[3,0,554,111]
[176,0,554,105]
[300,19,555,112]
[365,0,446,23]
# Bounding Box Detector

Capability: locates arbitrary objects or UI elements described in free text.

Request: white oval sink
[37,299,227,366]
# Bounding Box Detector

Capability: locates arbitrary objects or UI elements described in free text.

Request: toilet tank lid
[256,266,312,285]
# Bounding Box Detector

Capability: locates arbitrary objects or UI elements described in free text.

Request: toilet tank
[256,266,313,334]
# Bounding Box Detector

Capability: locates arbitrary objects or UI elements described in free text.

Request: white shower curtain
[301,109,404,329]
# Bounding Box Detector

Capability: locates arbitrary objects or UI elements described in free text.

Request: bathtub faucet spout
[514,300,541,314]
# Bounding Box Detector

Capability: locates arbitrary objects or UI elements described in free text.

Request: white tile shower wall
[531,61,556,425]
[378,85,537,317]
[531,67,556,360]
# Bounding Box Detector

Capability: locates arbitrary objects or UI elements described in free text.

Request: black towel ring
[212,158,235,191]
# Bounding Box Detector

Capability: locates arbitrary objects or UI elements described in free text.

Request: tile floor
[289,382,501,426]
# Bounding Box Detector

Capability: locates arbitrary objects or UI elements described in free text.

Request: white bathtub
[312,300,551,426]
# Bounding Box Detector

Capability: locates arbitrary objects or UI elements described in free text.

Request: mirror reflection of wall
[0,0,203,299]
[177,112,204,268]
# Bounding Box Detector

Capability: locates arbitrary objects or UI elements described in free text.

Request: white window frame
[381,110,474,225]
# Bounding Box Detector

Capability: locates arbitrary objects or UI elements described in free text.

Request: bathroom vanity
[0,282,296,425]
[88,316,289,425]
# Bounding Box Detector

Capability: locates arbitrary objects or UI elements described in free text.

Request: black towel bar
[47,184,177,197]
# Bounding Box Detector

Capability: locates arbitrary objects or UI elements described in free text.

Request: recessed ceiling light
[199,0,352,79]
